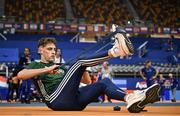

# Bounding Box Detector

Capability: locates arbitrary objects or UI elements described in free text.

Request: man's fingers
[53,65,60,70]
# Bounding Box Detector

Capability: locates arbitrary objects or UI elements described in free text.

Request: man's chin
[49,59,55,63]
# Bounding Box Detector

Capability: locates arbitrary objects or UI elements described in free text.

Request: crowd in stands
[5,0,64,23]
[71,0,133,25]
[130,0,180,27]
[4,0,180,27]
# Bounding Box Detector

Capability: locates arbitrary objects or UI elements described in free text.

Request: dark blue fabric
[47,78,126,111]
[78,78,126,105]
[170,78,178,89]
[141,67,156,81]
[46,52,126,111]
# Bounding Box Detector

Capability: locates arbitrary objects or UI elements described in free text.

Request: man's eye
[47,48,56,51]
[47,48,52,50]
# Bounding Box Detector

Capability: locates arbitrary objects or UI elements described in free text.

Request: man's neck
[40,58,51,64]
[146,66,150,68]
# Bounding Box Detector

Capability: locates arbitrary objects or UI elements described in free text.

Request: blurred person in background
[97,67,102,81]
[54,48,65,64]
[164,78,171,101]
[11,76,21,102]
[140,60,159,87]
[6,76,13,102]
[169,73,177,102]
[101,61,113,103]
[167,35,174,51]
[158,74,165,101]
[10,67,25,102]
[19,48,34,104]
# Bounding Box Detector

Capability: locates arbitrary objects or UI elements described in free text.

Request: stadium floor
[0,102,180,116]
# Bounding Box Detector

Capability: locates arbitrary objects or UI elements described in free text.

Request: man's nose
[52,50,56,54]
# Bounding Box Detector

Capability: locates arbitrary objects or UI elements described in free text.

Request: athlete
[17,28,160,113]
[140,60,159,87]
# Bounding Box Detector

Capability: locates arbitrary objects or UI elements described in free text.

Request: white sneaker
[126,84,160,113]
[110,29,134,57]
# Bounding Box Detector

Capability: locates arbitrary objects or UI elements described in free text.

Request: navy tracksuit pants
[46,51,126,111]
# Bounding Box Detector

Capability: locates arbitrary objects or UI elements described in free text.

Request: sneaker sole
[128,84,160,113]
[122,33,134,54]
[116,33,134,55]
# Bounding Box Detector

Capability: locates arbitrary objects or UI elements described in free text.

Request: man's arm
[140,69,146,80]
[152,69,159,79]
[17,65,59,80]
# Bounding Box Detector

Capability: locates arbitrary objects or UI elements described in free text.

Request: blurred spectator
[101,61,113,103]
[10,67,24,102]
[19,48,34,66]
[6,76,13,102]
[140,60,159,87]
[169,73,177,102]
[97,67,102,81]
[158,74,165,101]
[19,48,34,104]
[11,76,21,102]
[164,78,171,100]
[54,48,65,64]
[167,35,174,51]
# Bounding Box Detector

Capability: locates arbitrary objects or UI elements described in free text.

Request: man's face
[103,62,108,69]
[24,48,30,56]
[39,43,56,63]
[146,62,152,67]
[159,74,163,79]
[56,49,61,57]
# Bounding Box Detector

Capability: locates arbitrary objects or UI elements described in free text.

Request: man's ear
[38,46,43,54]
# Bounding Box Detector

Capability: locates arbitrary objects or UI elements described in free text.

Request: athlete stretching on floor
[17,28,160,113]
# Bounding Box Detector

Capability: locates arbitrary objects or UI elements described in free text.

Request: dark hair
[145,60,151,65]
[24,47,30,51]
[38,37,56,48]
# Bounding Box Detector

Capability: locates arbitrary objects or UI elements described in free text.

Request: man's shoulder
[141,67,146,70]
[150,66,156,70]
[28,61,43,69]
[30,61,40,65]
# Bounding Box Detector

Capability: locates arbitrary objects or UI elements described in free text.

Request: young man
[169,73,177,102]
[17,29,160,113]
[140,60,159,87]
[19,48,34,104]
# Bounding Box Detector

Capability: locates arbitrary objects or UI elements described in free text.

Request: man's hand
[152,76,157,80]
[44,65,60,74]
[17,65,60,80]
